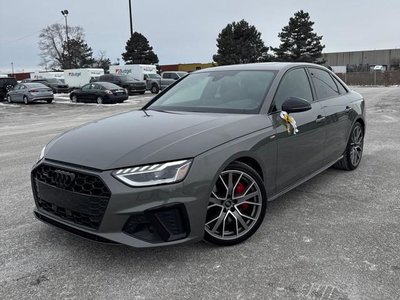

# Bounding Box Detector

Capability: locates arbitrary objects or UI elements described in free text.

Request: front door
[270,67,326,191]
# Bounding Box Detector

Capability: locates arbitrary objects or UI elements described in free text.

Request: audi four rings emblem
[52,170,76,188]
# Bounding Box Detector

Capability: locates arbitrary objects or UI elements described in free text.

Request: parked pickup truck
[145,71,188,94]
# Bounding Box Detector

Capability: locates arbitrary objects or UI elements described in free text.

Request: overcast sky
[0,0,397,73]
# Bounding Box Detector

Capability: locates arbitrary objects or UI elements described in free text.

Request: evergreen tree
[122,32,159,64]
[272,10,325,63]
[213,20,269,65]
[62,38,95,69]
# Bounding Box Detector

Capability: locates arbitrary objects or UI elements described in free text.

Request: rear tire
[47,99,53,104]
[71,94,78,103]
[333,122,364,170]
[204,161,267,246]
[7,95,12,103]
[23,96,29,105]
[139,91,145,95]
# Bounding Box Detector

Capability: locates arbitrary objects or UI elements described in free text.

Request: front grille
[32,164,111,230]
[132,83,145,87]
[33,164,110,197]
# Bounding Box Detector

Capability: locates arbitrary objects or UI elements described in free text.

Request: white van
[64,68,104,88]
[109,65,157,81]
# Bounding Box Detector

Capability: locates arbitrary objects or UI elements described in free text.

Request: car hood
[45,110,271,170]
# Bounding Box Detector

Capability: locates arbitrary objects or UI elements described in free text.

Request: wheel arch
[355,117,365,133]
[234,156,264,180]
[215,152,267,192]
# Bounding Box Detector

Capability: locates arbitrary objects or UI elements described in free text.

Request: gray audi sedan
[7,82,54,104]
[31,63,365,248]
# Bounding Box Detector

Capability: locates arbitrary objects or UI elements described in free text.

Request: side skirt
[267,156,343,202]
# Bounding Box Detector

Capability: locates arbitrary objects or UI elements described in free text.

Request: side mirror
[281,97,312,113]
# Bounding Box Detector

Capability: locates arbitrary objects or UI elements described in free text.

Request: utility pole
[128,0,134,36]
[11,62,14,76]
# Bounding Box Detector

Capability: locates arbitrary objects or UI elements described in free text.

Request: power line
[1,18,64,43]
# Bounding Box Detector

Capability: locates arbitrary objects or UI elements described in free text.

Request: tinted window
[309,68,340,99]
[331,75,347,94]
[163,73,171,79]
[99,82,120,89]
[149,70,276,114]
[82,84,91,91]
[170,73,179,80]
[273,68,313,111]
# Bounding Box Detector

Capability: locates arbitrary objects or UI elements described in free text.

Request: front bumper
[127,85,146,94]
[31,159,207,248]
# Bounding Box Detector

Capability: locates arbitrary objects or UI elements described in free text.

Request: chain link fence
[336,71,400,86]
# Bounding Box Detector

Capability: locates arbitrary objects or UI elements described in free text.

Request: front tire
[71,94,78,103]
[23,96,29,105]
[96,96,103,104]
[47,99,53,104]
[333,122,364,170]
[7,95,12,103]
[151,84,159,94]
[204,161,267,246]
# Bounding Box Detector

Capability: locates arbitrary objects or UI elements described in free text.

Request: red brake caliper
[235,183,249,211]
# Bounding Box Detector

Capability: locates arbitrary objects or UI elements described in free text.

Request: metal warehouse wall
[323,49,400,69]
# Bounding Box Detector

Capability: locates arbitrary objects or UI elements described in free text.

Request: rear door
[308,68,352,164]
[271,67,326,191]
[17,85,28,102]
[9,84,22,101]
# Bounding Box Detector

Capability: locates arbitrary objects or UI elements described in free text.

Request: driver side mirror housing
[281,97,312,113]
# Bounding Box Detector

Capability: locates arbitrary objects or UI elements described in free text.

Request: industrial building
[159,63,215,73]
[323,48,400,72]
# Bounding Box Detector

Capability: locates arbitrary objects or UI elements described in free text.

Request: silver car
[7,83,54,104]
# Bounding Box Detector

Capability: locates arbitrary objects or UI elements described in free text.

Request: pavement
[0,88,399,299]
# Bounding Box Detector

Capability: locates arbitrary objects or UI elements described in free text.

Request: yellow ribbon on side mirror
[280,111,299,134]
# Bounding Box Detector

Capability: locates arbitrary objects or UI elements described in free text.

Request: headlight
[38,146,46,161]
[113,159,192,187]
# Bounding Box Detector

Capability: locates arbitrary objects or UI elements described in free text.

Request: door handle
[344,106,352,112]
[315,115,326,124]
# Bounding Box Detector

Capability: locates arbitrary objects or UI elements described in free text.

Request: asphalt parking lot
[0,87,399,299]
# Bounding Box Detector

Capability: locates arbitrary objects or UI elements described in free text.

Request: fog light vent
[123,204,190,243]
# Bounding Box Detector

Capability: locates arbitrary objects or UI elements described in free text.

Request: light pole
[11,62,14,76]
[61,10,69,68]
[128,0,133,36]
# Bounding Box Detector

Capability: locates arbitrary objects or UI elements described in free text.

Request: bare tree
[38,23,84,70]
[93,50,112,72]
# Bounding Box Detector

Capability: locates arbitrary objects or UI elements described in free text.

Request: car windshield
[177,72,188,78]
[147,73,161,79]
[148,70,277,114]
[119,75,138,81]
[46,78,62,83]
[27,83,48,88]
